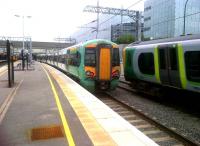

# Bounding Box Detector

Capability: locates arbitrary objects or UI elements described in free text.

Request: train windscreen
[85,48,96,67]
[112,48,120,66]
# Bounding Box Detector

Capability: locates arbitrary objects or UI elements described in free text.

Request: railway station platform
[0,62,158,146]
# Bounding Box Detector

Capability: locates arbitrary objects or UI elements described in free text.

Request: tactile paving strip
[30,125,64,141]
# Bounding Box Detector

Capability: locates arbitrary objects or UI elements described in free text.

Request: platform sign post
[21,49,25,71]
[26,53,29,70]
[6,40,14,87]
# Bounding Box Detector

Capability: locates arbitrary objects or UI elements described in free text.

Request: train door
[98,46,111,80]
[158,44,181,87]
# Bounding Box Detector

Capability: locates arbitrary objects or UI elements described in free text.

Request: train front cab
[83,42,120,91]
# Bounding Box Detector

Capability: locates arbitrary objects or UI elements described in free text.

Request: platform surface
[0,62,158,146]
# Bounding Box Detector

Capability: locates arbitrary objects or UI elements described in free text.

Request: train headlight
[85,71,95,78]
[112,70,120,79]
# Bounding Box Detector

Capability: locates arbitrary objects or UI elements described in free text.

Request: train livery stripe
[154,47,161,83]
[177,44,187,89]
[42,65,76,146]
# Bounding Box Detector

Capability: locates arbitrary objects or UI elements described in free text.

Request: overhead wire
[77,0,200,40]
[77,0,144,38]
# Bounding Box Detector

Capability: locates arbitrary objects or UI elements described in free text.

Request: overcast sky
[0,0,144,42]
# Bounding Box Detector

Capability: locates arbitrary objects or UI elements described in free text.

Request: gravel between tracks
[108,88,200,144]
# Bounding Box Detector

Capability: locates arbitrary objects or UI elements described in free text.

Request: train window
[169,48,177,70]
[68,52,80,67]
[76,52,81,66]
[159,49,166,69]
[138,53,155,75]
[61,55,65,64]
[185,51,200,82]
[85,48,96,66]
[112,48,120,66]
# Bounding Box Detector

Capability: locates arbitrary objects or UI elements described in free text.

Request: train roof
[82,39,118,46]
[63,39,118,50]
[129,34,200,46]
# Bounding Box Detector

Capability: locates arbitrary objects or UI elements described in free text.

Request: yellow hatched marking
[42,65,75,146]
[45,64,117,146]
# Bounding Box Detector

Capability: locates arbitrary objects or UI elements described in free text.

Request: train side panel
[123,39,200,93]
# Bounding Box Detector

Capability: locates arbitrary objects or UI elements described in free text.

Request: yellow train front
[82,39,120,91]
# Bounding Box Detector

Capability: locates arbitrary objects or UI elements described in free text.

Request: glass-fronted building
[71,13,142,43]
[111,22,144,42]
[144,0,200,39]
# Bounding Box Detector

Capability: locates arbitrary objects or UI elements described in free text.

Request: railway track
[118,80,137,92]
[96,92,200,146]
[118,79,163,97]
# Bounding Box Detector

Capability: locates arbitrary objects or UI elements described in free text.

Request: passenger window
[169,47,178,70]
[112,48,120,66]
[185,51,200,82]
[70,53,78,66]
[138,53,155,75]
[159,49,166,69]
[77,52,81,66]
[85,48,96,67]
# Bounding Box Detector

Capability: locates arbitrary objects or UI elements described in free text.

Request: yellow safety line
[0,79,23,124]
[45,64,117,146]
[41,65,75,146]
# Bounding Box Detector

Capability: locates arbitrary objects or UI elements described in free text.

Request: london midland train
[123,35,200,93]
[39,39,120,92]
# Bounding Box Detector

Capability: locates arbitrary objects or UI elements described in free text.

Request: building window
[144,27,151,32]
[144,6,151,12]
[138,53,155,75]
[144,17,151,21]
[185,51,200,82]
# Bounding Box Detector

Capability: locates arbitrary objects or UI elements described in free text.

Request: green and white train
[39,39,121,92]
[123,35,200,93]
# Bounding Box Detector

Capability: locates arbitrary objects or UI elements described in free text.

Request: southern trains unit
[123,35,200,93]
[39,39,120,92]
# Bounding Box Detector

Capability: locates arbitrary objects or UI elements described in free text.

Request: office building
[144,0,200,39]
[71,12,143,43]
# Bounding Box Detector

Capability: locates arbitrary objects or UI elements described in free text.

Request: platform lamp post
[96,0,99,39]
[183,0,189,36]
[14,14,31,70]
